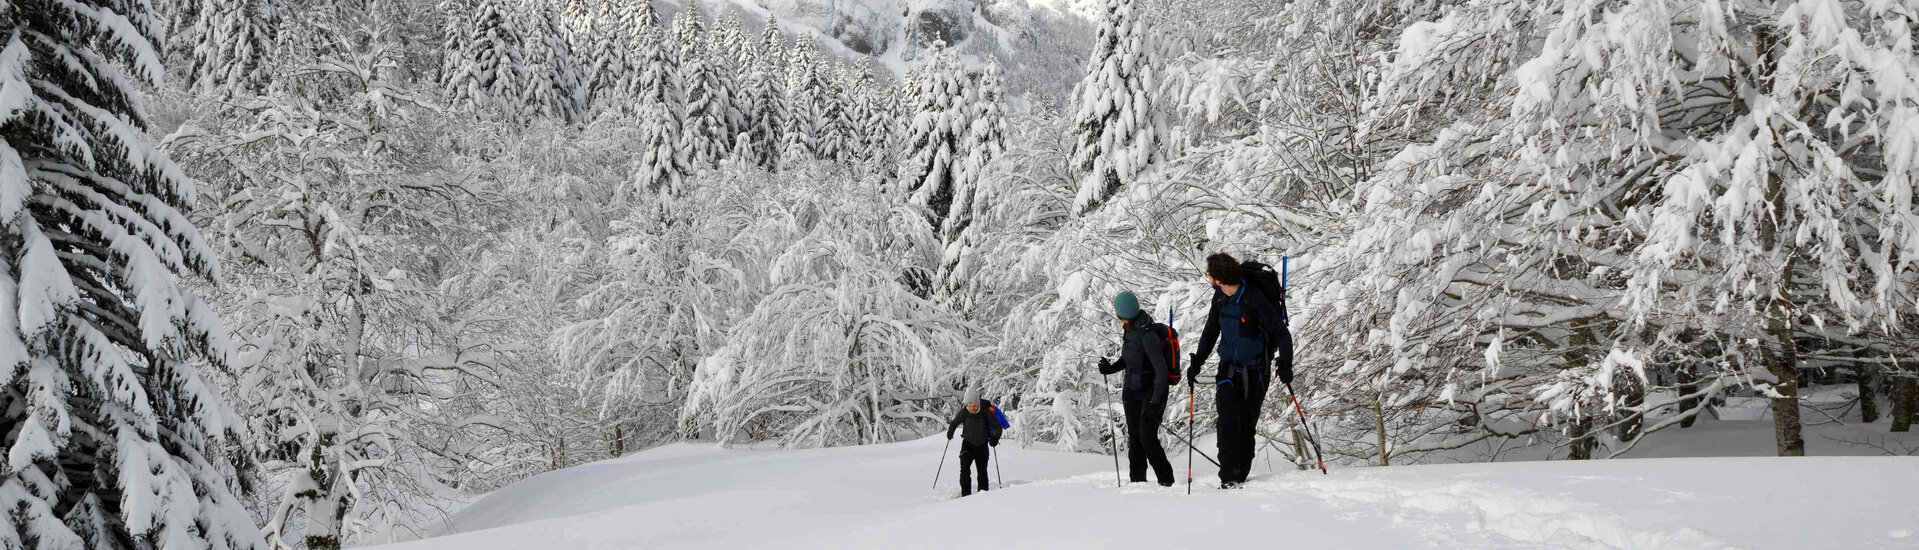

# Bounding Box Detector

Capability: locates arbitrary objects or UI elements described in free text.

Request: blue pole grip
[1281,255,1289,289]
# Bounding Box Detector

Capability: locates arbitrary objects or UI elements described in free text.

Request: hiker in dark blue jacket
[1187,253,1289,488]
[946,388,1002,497]
[1097,291,1176,487]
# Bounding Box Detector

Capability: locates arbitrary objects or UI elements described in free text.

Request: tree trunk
[1568,415,1598,460]
[1293,428,1309,471]
[1760,258,1806,456]
[1374,392,1389,466]
[1617,375,1644,441]
[1677,366,1702,429]
[1893,375,1915,433]
[1747,4,1805,457]
[1857,364,1879,424]
[613,424,625,457]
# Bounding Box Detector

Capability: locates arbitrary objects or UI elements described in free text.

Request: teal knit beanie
[1112,291,1140,319]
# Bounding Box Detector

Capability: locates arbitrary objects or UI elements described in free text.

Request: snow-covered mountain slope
[364,425,1919,550]
[690,0,1094,103]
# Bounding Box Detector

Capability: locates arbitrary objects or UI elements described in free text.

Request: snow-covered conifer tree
[898,45,971,238]
[674,1,730,167]
[1066,0,1161,215]
[779,36,832,163]
[708,13,752,141]
[442,0,524,112]
[739,16,789,169]
[0,0,263,546]
[183,0,277,94]
[522,1,587,123]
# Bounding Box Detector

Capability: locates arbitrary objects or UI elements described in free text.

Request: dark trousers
[1216,362,1270,485]
[1123,396,1175,485]
[958,442,990,496]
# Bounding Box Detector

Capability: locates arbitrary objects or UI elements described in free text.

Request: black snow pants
[959,442,991,496]
[1123,395,1176,486]
[1216,361,1270,485]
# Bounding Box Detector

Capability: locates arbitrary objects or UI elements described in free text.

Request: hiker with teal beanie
[1096,291,1177,486]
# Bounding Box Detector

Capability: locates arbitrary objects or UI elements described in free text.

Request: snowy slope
[364,433,1919,549]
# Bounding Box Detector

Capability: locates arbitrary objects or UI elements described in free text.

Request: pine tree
[709,13,752,141]
[523,1,587,123]
[579,0,627,107]
[898,45,971,236]
[632,100,687,196]
[184,0,277,95]
[740,16,789,170]
[624,22,682,109]
[442,0,524,112]
[937,60,1007,289]
[781,36,840,163]
[674,1,728,167]
[1066,0,1160,215]
[953,60,1007,235]
[0,0,263,546]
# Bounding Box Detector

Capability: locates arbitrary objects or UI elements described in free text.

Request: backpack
[1239,260,1294,375]
[988,405,1010,435]
[1150,322,1182,386]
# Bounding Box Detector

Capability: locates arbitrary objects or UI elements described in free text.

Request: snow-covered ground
[365,421,1919,550]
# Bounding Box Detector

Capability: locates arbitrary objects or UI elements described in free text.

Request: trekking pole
[934,437,953,489]
[994,444,1004,490]
[1284,380,1329,475]
[1274,255,1326,475]
[1100,372,1122,488]
[1186,379,1195,495]
[1166,429,1221,467]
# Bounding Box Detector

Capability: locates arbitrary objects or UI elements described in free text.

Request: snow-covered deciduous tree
[681,163,968,448]
[1066,0,1163,215]
[0,0,262,546]
[1312,0,1919,460]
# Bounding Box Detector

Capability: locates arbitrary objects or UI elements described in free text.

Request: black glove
[1097,357,1112,372]
[1277,361,1294,385]
[1186,354,1202,380]
[946,431,954,440]
[990,439,999,447]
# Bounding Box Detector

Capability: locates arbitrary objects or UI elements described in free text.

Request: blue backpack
[987,403,1011,436]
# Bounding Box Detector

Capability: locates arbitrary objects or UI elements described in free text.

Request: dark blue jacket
[1192,284,1284,368]
[1099,312,1172,404]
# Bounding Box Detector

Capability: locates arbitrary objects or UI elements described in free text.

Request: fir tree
[898,45,971,236]
[184,0,277,95]
[674,1,728,167]
[740,16,789,170]
[523,1,587,123]
[442,0,525,112]
[0,0,263,546]
[1066,0,1161,215]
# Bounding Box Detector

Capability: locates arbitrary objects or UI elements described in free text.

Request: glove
[946,431,954,440]
[1186,354,1202,380]
[1097,357,1113,372]
[990,439,999,447]
[1278,361,1295,385]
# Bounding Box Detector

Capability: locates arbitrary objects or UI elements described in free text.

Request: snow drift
[364,432,1919,549]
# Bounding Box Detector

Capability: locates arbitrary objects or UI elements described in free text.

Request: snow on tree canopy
[0,0,261,546]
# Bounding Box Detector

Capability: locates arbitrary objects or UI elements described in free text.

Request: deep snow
[364,424,1919,550]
